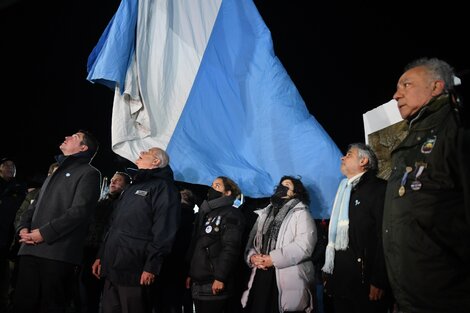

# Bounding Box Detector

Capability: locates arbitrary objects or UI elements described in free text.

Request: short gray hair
[405,57,455,93]
[348,143,378,173]
[150,147,169,168]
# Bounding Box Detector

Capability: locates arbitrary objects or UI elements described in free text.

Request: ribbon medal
[205,215,217,232]
[214,216,221,232]
[398,186,405,197]
[411,163,426,191]
[399,166,413,197]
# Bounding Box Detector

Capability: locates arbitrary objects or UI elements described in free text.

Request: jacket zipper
[205,247,214,272]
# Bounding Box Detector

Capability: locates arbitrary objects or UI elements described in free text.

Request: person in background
[383,57,470,313]
[92,147,180,313]
[79,171,131,313]
[322,143,392,313]
[228,196,261,313]
[179,188,198,313]
[0,157,27,312]
[311,219,329,313]
[241,176,317,313]
[12,130,101,313]
[13,162,59,231]
[8,161,58,309]
[152,188,197,313]
[186,176,245,313]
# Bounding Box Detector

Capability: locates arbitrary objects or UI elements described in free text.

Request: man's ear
[360,157,369,168]
[153,158,161,168]
[225,190,232,197]
[81,145,89,152]
[432,80,445,96]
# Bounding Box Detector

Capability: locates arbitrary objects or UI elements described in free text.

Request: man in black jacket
[383,58,470,313]
[323,143,392,313]
[79,171,131,313]
[13,130,101,313]
[92,147,180,313]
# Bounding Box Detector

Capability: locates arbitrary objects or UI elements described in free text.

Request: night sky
[1,0,469,186]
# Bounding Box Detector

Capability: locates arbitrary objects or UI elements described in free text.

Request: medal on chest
[205,215,222,233]
[398,166,413,197]
[410,162,426,191]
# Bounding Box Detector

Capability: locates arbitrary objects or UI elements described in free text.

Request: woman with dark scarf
[241,176,317,313]
[186,176,246,313]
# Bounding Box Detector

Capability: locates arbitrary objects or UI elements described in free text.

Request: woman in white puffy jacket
[241,176,317,313]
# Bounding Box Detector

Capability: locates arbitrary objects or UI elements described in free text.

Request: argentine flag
[87,0,343,219]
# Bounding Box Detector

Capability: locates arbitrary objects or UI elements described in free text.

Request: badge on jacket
[421,136,436,154]
[135,190,148,196]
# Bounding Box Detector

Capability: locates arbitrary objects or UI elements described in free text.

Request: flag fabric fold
[86,0,138,90]
[87,0,343,219]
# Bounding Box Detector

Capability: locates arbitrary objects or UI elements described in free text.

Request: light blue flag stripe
[167,0,343,219]
[86,0,137,90]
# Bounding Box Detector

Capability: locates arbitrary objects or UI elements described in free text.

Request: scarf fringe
[322,243,335,274]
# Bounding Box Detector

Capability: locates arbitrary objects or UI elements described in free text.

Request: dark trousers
[0,255,10,312]
[78,247,104,313]
[182,288,194,313]
[101,279,150,313]
[193,298,228,313]
[12,255,76,313]
[333,295,391,313]
[149,278,193,313]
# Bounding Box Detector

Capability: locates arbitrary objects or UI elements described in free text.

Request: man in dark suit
[322,143,392,313]
[13,130,101,313]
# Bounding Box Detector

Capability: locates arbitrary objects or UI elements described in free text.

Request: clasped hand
[19,228,43,245]
[250,253,273,270]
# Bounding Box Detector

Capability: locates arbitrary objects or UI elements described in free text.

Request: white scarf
[322,175,360,274]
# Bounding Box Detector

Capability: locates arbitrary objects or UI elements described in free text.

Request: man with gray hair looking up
[322,143,392,313]
[92,147,180,313]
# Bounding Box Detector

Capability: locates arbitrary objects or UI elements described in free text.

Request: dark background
[1,0,469,187]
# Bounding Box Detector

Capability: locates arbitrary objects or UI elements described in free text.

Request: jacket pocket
[111,232,150,270]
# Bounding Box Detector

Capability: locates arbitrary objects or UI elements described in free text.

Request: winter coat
[99,166,180,286]
[17,154,101,264]
[383,95,470,313]
[187,196,245,297]
[241,199,317,313]
[84,193,119,249]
